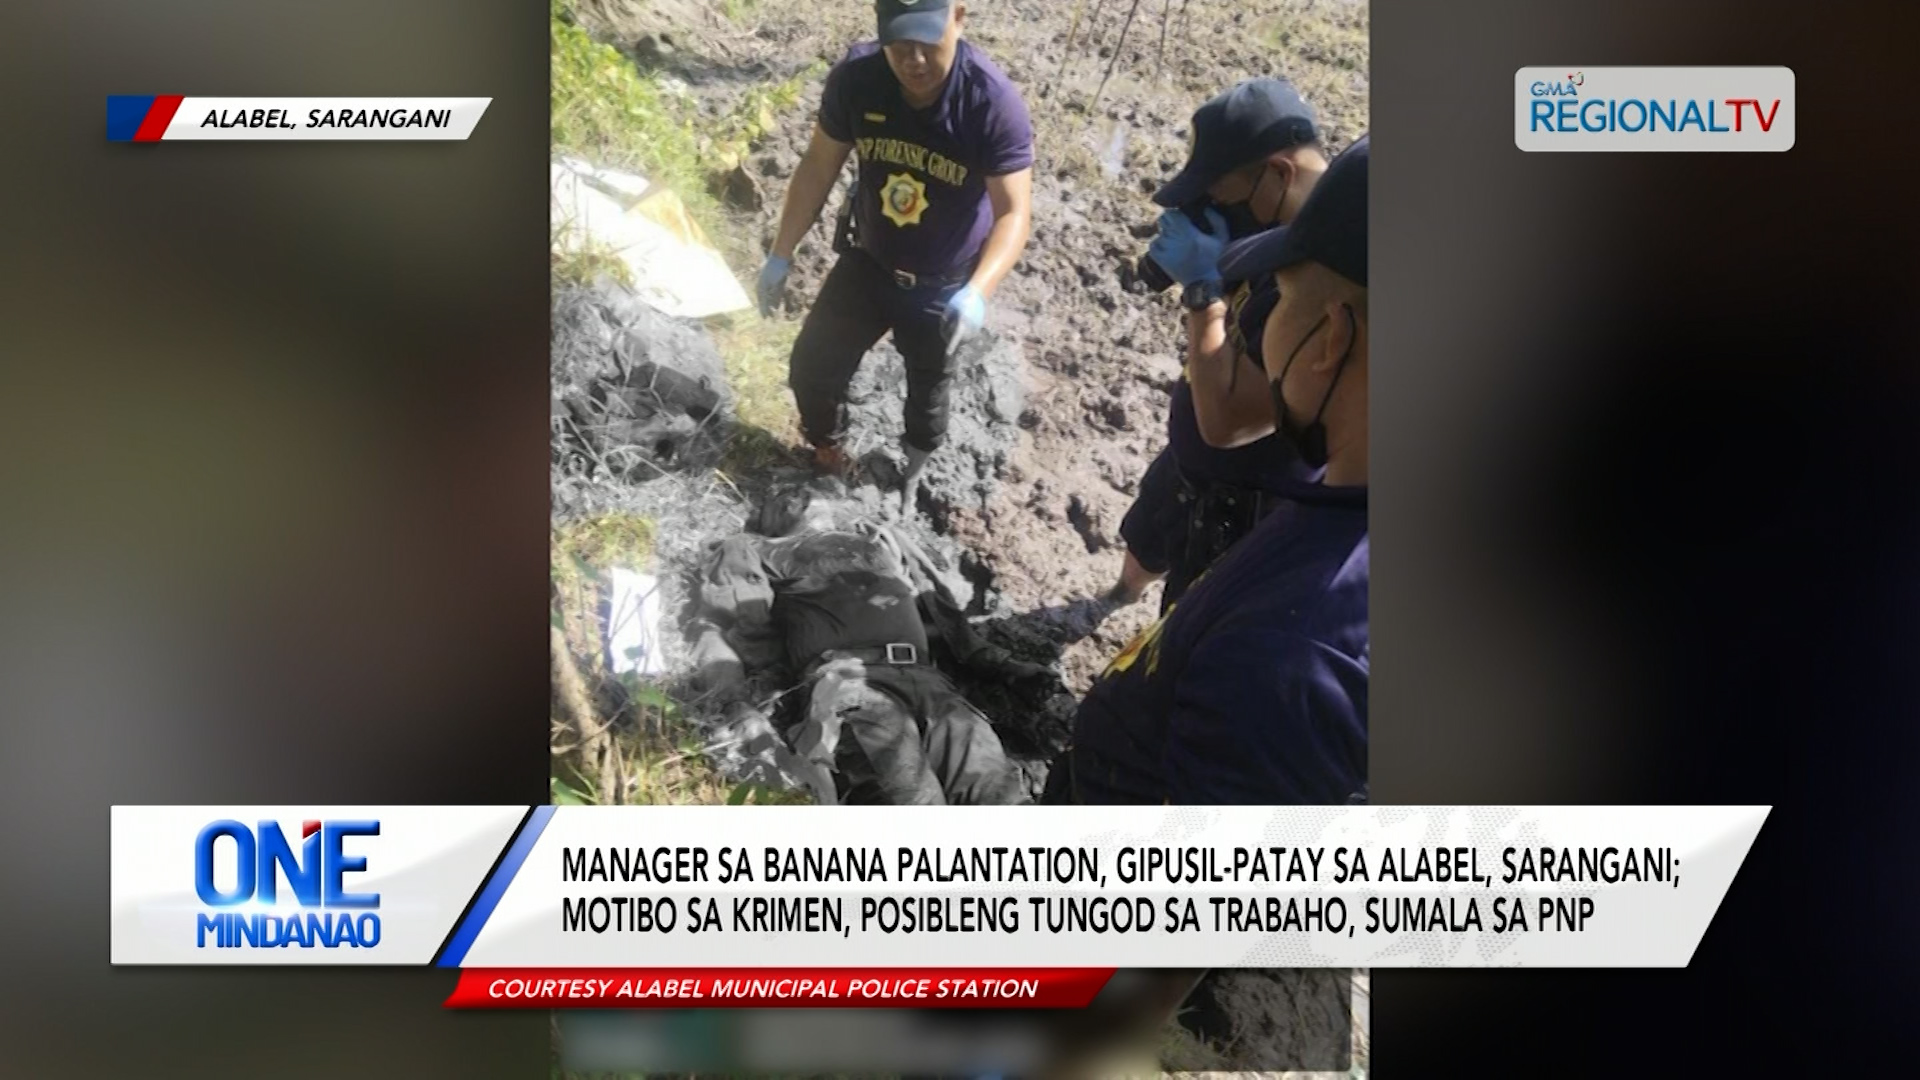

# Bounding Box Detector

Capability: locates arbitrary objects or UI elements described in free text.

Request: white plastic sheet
[606,567,667,677]
[551,155,751,319]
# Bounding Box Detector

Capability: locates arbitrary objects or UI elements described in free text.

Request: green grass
[552,0,815,261]
[551,1,722,233]
[550,0,816,426]
[548,2,824,812]
[549,513,815,808]
[720,0,764,25]
[551,238,632,289]
[709,314,803,470]
[551,512,656,591]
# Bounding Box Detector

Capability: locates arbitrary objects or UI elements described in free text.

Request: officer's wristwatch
[1181,278,1225,311]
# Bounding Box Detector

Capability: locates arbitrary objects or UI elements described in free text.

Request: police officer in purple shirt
[757,0,1035,514]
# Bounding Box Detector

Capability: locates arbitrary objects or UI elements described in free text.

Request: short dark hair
[751,488,816,537]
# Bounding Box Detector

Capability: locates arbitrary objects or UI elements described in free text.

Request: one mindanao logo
[880,171,929,227]
[1516,67,1794,151]
[193,819,382,950]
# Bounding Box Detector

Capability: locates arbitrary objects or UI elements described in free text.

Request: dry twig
[1155,0,1174,77]
[1093,0,1145,111]
[551,625,608,779]
[1049,0,1090,98]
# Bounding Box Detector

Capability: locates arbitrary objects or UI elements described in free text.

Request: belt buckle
[892,268,917,289]
[885,643,917,665]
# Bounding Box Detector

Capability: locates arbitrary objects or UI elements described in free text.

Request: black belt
[886,266,973,290]
[1178,470,1280,517]
[857,247,974,291]
[812,643,927,669]
[1180,473,1279,565]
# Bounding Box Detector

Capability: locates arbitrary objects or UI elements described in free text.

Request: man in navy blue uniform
[757,0,1034,514]
[1071,135,1369,806]
[1109,78,1330,612]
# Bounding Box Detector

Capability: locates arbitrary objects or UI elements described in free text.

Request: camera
[1134,252,1176,293]
[1131,200,1217,293]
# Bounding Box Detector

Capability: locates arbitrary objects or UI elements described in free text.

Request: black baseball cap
[876,0,953,46]
[1154,77,1319,207]
[1219,133,1367,287]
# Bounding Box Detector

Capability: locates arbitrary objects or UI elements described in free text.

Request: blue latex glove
[756,254,791,318]
[1146,207,1228,287]
[941,283,987,358]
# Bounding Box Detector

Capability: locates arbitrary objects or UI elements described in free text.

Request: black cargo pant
[1169,475,1278,610]
[1118,447,1182,577]
[788,249,963,455]
[1120,450,1279,615]
[794,656,1028,806]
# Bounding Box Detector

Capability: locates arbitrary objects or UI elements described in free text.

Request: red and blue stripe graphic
[107,95,185,142]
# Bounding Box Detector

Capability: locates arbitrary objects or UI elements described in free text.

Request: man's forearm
[1186,305,1277,448]
[967,205,1030,297]
[1185,304,1239,437]
[771,157,842,260]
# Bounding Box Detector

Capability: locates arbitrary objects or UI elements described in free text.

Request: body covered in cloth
[692,487,1044,806]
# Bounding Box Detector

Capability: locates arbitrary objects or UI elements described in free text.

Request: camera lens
[1136,254,1175,292]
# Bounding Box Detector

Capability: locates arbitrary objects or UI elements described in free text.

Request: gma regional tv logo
[193,819,382,949]
[1515,67,1794,152]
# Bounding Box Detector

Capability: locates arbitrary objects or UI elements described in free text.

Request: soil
[558,0,1370,1070]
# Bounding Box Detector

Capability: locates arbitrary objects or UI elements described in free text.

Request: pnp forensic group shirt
[820,39,1034,278]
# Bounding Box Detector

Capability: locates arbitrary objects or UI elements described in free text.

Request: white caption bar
[163,98,491,140]
[462,805,1767,969]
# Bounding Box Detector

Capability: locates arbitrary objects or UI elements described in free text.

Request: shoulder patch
[1102,600,1175,679]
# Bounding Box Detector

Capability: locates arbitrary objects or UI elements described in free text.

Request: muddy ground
[557,0,1369,1071]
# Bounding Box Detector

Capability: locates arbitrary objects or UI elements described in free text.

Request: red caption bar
[445,968,1116,1009]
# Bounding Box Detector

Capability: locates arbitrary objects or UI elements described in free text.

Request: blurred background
[1373,0,1920,1071]
[1,0,1915,1076]
[0,2,552,1077]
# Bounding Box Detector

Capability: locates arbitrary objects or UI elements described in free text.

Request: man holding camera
[756,0,1034,515]
[1109,78,1330,612]
[1073,133,1369,807]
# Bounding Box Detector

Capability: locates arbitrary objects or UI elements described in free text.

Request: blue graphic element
[436,805,555,967]
[107,95,156,142]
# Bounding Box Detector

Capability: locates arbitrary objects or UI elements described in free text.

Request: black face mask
[1218,198,1267,240]
[1217,164,1284,239]
[1270,305,1357,470]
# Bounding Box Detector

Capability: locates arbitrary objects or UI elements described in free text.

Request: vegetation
[549,513,812,807]
[551,0,816,264]
[551,0,722,230]
[710,315,803,470]
[549,0,832,809]
[549,0,811,420]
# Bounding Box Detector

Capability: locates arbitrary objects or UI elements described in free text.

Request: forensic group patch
[880,171,929,227]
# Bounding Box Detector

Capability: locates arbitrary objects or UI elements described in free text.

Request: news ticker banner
[1514,67,1794,151]
[106,97,491,141]
[112,805,1767,1005]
